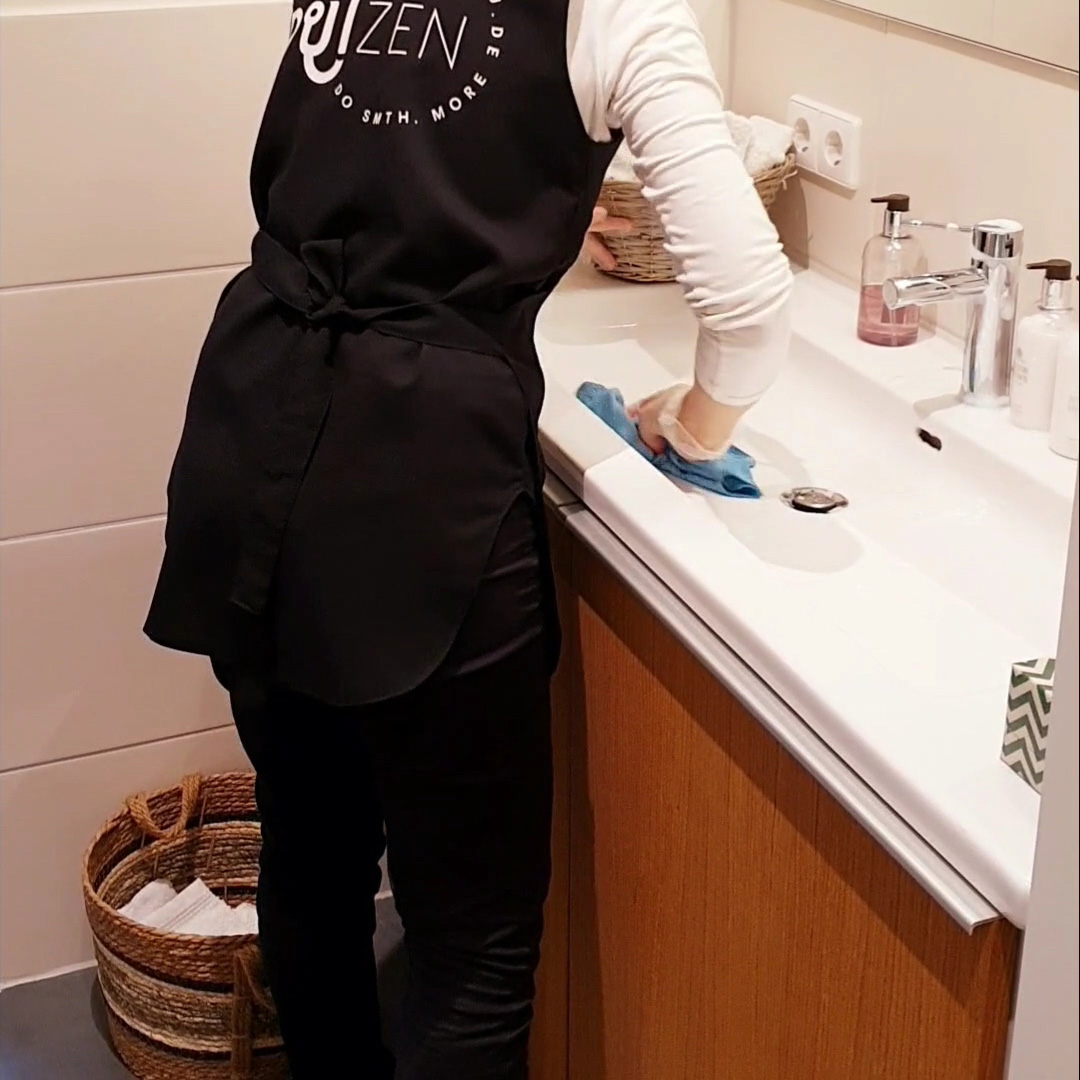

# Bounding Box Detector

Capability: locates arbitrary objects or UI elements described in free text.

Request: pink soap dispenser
[857,194,927,347]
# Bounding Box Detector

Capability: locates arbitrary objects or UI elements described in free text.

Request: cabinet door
[567,544,1017,1080]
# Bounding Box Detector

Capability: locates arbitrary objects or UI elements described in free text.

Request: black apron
[144,0,619,705]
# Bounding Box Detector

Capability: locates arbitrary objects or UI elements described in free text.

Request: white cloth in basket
[743,116,795,177]
[119,878,258,936]
[115,878,177,924]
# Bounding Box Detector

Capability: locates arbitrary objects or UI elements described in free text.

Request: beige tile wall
[0,1,287,286]
[0,0,287,981]
[692,0,733,93]
[0,726,250,982]
[992,0,1079,73]
[728,0,1079,339]
[0,520,232,771]
[0,268,236,538]
[851,0,993,44]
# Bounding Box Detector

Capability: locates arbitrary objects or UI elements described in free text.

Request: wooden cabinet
[532,511,1019,1080]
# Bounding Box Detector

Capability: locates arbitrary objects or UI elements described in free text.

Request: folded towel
[724,111,754,163]
[141,879,222,933]
[230,902,260,937]
[118,879,177,924]
[576,383,760,499]
[177,898,258,938]
[744,115,794,177]
[605,141,637,185]
[121,878,259,936]
[603,112,792,186]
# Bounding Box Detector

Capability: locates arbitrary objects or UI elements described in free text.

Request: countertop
[536,264,1078,928]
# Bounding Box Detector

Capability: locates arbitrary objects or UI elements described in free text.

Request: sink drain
[780,487,849,514]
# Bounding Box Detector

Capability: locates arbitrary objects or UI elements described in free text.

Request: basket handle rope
[231,944,275,1079]
[125,774,203,840]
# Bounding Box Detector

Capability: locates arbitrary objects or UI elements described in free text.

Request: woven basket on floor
[82,772,288,1080]
[596,151,797,284]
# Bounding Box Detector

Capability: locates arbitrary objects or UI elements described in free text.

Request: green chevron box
[1001,658,1055,793]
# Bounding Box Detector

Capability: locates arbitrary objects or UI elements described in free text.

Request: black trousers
[225,497,552,1079]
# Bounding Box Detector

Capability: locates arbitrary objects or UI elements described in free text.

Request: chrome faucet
[883,218,1024,407]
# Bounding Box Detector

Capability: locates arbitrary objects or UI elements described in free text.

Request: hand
[630,383,749,461]
[582,206,633,272]
[628,385,685,455]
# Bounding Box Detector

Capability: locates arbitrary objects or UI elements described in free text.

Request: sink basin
[536,264,1077,924]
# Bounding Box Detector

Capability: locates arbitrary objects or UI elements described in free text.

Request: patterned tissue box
[1001,658,1055,793]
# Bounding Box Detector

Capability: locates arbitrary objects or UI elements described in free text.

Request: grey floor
[0,895,404,1080]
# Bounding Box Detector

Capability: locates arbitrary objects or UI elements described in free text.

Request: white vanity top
[537,264,1077,927]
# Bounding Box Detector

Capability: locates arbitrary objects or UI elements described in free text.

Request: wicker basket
[82,772,288,1080]
[596,151,797,284]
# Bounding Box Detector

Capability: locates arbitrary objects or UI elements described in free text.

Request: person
[144,0,792,1073]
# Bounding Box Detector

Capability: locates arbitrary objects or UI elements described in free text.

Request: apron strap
[229,230,520,617]
[229,232,369,616]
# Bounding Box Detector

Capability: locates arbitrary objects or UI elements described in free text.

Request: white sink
[537,264,1077,925]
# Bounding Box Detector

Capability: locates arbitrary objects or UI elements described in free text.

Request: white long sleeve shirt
[568,0,793,406]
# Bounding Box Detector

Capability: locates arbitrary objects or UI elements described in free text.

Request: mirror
[824,0,1078,72]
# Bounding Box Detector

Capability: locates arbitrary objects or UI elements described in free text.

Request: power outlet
[785,95,862,190]
[816,105,862,188]
[785,94,821,172]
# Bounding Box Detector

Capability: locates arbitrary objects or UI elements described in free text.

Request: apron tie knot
[297,238,351,325]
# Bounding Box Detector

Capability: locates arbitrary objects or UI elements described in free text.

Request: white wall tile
[727,0,1079,341]
[729,0,888,281]
[993,0,1079,72]
[0,1,287,287]
[0,726,249,982]
[848,0,992,44]
[877,24,1079,337]
[688,0,733,93]
[0,267,234,539]
[0,518,231,771]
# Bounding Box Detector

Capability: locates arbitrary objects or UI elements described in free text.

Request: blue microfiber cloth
[576,382,761,499]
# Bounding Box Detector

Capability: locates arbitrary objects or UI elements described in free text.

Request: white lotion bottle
[1011,260,1074,431]
[1050,319,1079,460]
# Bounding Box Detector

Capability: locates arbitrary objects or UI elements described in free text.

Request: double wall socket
[785,95,862,189]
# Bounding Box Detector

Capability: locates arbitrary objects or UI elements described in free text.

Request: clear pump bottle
[857,194,927,347]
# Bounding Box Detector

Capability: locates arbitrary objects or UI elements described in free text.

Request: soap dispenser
[1011,260,1074,431]
[1049,278,1079,460]
[857,194,927,347]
